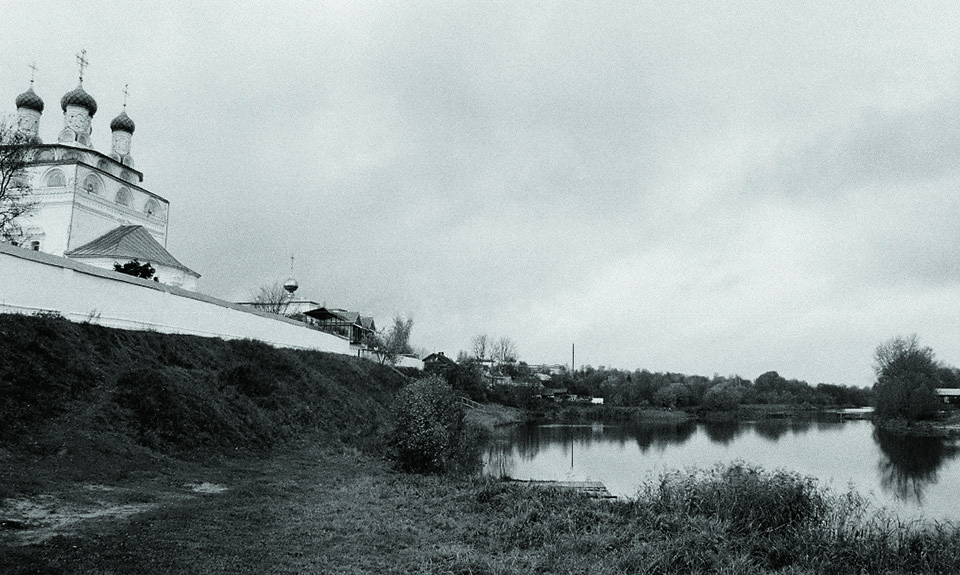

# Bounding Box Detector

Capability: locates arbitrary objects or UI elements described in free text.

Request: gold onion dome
[60,84,97,116]
[16,87,44,113]
[110,110,135,134]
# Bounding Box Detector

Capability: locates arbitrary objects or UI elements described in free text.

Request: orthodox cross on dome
[122,83,130,109]
[75,49,89,84]
[28,61,38,86]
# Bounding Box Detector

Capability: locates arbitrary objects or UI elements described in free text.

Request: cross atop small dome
[16,62,44,112]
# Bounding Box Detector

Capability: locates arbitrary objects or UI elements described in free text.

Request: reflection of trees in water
[753,419,815,441]
[628,421,696,452]
[486,420,697,464]
[486,446,515,478]
[815,419,844,432]
[487,417,860,471]
[701,421,742,445]
[487,423,600,462]
[703,417,840,445]
[873,427,960,504]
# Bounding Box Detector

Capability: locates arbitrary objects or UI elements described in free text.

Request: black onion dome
[110,110,135,134]
[60,84,97,116]
[16,87,44,113]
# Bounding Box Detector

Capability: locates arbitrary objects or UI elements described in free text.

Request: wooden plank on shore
[514,479,616,499]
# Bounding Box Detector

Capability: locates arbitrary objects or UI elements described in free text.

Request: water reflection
[630,420,696,451]
[491,420,699,462]
[701,420,742,445]
[873,428,960,504]
[487,418,960,521]
[754,418,817,441]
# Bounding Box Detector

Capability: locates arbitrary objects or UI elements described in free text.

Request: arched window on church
[83,174,103,195]
[115,187,131,206]
[144,199,160,218]
[43,169,66,188]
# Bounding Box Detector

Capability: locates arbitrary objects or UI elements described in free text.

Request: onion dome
[60,84,97,116]
[16,87,44,113]
[283,277,299,294]
[110,110,135,134]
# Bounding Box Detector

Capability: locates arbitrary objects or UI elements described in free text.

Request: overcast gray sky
[5,1,960,388]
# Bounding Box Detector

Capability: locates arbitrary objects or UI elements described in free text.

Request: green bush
[390,375,486,474]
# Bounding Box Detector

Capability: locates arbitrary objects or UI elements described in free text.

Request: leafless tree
[874,334,925,376]
[472,334,489,361]
[0,120,39,243]
[250,282,293,315]
[364,316,414,365]
[492,336,518,370]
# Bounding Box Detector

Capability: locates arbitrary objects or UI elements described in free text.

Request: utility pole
[571,343,575,377]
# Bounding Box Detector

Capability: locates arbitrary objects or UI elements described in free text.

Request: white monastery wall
[0,243,351,355]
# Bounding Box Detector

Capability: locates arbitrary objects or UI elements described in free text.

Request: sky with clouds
[4,1,960,388]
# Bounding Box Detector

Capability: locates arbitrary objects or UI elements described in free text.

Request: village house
[422,351,457,375]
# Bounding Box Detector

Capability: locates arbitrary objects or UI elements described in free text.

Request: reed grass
[466,462,960,574]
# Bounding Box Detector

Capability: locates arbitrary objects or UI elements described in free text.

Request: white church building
[8,63,199,290]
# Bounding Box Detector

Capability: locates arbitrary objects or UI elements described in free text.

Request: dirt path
[1,446,481,574]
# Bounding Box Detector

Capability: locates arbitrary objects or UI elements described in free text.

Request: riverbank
[514,402,867,426]
[4,314,960,572]
[464,402,526,430]
[872,411,960,436]
[5,444,960,574]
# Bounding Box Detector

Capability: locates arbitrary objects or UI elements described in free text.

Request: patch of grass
[6,449,960,574]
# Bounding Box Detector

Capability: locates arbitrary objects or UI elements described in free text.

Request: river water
[485,415,960,523]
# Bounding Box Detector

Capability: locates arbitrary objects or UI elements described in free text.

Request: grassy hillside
[0,312,409,496]
[7,313,960,574]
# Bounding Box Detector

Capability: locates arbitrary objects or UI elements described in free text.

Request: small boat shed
[935,388,960,404]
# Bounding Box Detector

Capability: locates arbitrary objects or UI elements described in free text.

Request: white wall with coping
[0,242,352,355]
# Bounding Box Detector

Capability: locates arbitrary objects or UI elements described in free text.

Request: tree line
[431,355,872,411]
[569,368,872,410]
